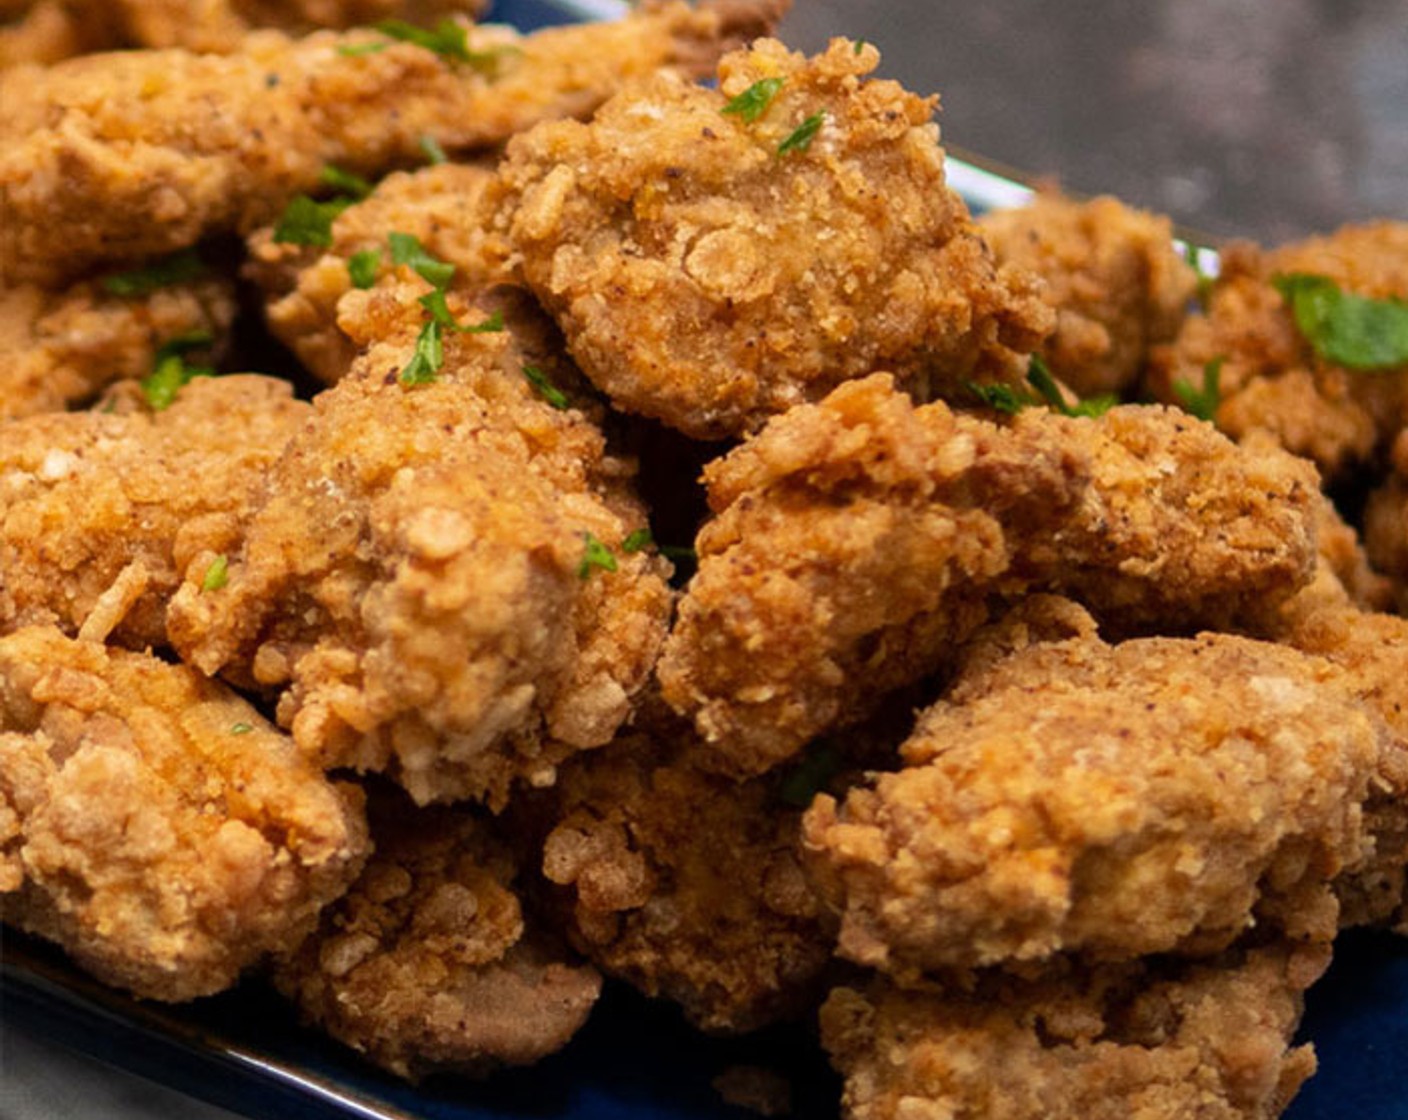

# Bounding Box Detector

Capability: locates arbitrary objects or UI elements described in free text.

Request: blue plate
[4,2,1407,1117]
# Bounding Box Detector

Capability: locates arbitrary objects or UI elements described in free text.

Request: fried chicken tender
[0,0,783,287]
[167,284,674,808]
[658,374,1319,777]
[496,37,1052,439]
[0,375,309,649]
[273,787,600,1081]
[978,192,1198,399]
[0,626,369,1001]
[522,715,833,1033]
[1150,223,1408,478]
[1363,429,1408,613]
[820,940,1329,1120]
[0,273,236,419]
[803,619,1388,977]
[244,162,507,385]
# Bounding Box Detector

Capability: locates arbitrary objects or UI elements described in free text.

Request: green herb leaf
[462,309,505,334]
[778,112,825,156]
[419,134,448,165]
[722,77,785,124]
[1024,355,1068,411]
[230,721,254,734]
[1272,272,1408,371]
[338,39,390,56]
[659,544,698,563]
[1173,357,1223,422]
[99,249,206,296]
[399,319,444,385]
[577,533,618,580]
[622,527,654,553]
[273,194,353,247]
[376,17,470,60]
[388,231,456,288]
[141,332,216,411]
[1066,393,1119,419]
[417,290,504,334]
[523,364,569,409]
[319,164,374,200]
[348,249,382,289]
[202,554,229,592]
[966,380,1029,415]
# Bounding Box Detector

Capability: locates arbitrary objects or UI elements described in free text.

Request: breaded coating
[0,274,236,419]
[273,788,600,1081]
[978,192,1198,398]
[803,621,1387,977]
[497,37,1052,439]
[0,0,783,287]
[167,284,674,808]
[244,162,507,384]
[0,375,309,649]
[0,626,369,1001]
[1150,223,1408,478]
[820,941,1328,1120]
[0,1,119,69]
[1363,430,1408,613]
[658,374,1319,776]
[524,716,833,1033]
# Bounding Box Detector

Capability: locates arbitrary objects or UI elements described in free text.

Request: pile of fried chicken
[3,2,1408,1116]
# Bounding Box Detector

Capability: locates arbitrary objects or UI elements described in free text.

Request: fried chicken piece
[497,37,1051,439]
[1363,429,1408,613]
[978,192,1198,399]
[0,0,119,69]
[820,940,1329,1120]
[244,162,508,385]
[0,272,236,419]
[1150,224,1408,478]
[0,375,309,650]
[167,284,674,808]
[0,626,369,1001]
[0,0,783,287]
[521,714,833,1033]
[658,374,1319,777]
[803,619,1387,977]
[273,787,599,1081]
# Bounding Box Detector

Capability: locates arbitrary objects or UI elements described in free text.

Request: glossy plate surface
[4,2,1406,1117]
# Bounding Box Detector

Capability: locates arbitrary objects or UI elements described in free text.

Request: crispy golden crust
[820,941,1328,1120]
[167,286,674,808]
[273,789,599,1081]
[1363,431,1408,613]
[0,2,771,287]
[244,162,508,384]
[804,624,1386,976]
[0,1,120,69]
[0,626,369,1001]
[979,192,1197,398]
[0,375,309,648]
[0,275,237,419]
[658,375,1319,777]
[525,719,833,1033]
[497,37,1051,438]
[1149,224,1408,478]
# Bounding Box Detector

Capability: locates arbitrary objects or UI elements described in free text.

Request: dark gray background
[779,0,1408,245]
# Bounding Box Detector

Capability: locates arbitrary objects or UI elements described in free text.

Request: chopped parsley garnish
[523,364,570,409]
[854,39,868,54]
[778,112,825,156]
[273,194,354,247]
[659,544,698,563]
[99,249,205,296]
[376,18,472,59]
[577,533,618,580]
[202,554,230,592]
[419,134,448,165]
[230,722,254,735]
[400,319,444,384]
[965,380,1029,415]
[722,77,785,124]
[319,164,373,200]
[462,309,505,334]
[1174,357,1223,422]
[417,289,504,334]
[1025,355,1118,418]
[388,231,456,288]
[1272,272,1408,371]
[622,527,654,553]
[141,332,215,411]
[348,249,382,289]
[779,744,842,808]
[337,39,391,57]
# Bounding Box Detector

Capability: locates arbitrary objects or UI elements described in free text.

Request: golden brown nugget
[0,375,309,649]
[0,0,784,287]
[525,718,833,1033]
[979,192,1198,398]
[0,626,369,1001]
[0,272,236,419]
[167,284,674,808]
[1363,430,1408,613]
[820,941,1328,1120]
[1150,223,1408,478]
[274,789,600,1082]
[497,37,1051,439]
[0,1,119,69]
[244,162,507,384]
[658,374,1319,777]
[803,624,1387,976]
